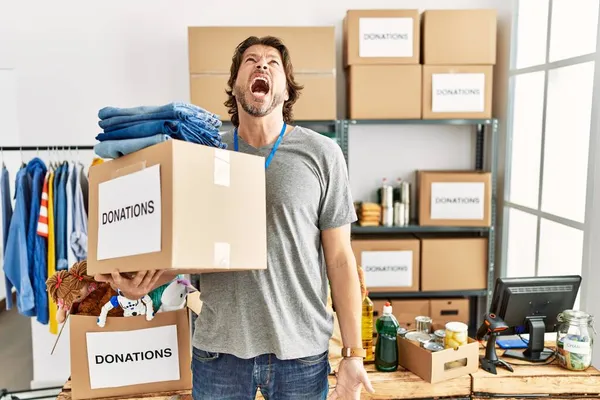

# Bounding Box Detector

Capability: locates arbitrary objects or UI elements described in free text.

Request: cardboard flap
[111,161,148,179]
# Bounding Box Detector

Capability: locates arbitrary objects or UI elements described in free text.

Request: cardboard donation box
[398,335,479,383]
[422,9,497,65]
[344,9,420,65]
[87,139,267,275]
[188,26,337,121]
[69,309,191,399]
[422,65,494,119]
[418,171,491,227]
[352,239,420,292]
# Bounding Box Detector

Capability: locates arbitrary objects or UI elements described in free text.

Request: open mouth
[250,76,270,97]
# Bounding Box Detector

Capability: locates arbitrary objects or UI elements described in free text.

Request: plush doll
[97,291,154,328]
[46,260,115,323]
[157,278,197,313]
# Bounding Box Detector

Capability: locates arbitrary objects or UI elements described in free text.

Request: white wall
[0,0,507,388]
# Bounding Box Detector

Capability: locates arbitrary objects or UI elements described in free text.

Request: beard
[234,83,285,118]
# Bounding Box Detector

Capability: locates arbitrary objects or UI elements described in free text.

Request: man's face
[233,44,288,118]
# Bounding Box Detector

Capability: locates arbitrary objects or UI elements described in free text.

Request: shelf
[351,224,490,234]
[347,118,496,126]
[368,290,488,299]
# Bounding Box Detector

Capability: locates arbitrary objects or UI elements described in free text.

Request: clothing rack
[0,145,94,151]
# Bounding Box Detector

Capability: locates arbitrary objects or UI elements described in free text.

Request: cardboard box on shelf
[343,9,420,65]
[422,65,494,119]
[190,73,336,122]
[347,65,421,119]
[420,237,488,291]
[188,26,337,121]
[422,9,497,65]
[417,170,491,227]
[69,309,191,400]
[397,335,479,383]
[430,299,470,331]
[87,139,267,275]
[352,239,420,292]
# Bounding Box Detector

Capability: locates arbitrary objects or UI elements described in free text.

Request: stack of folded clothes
[358,203,381,226]
[94,102,225,159]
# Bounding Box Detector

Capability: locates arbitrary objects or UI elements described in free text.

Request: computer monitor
[489,275,582,363]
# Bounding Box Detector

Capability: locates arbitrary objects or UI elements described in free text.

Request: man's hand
[329,358,374,399]
[94,270,166,300]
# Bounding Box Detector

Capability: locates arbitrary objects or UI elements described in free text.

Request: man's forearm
[328,257,363,349]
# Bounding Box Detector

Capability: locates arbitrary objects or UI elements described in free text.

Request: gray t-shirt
[192,125,357,360]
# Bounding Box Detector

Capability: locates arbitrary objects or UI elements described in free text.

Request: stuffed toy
[46,260,119,323]
[97,291,154,328]
[157,278,197,313]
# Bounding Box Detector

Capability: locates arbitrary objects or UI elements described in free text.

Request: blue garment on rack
[94,134,171,159]
[55,163,68,271]
[95,118,226,149]
[3,166,35,316]
[1,166,13,309]
[71,164,88,261]
[99,103,221,131]
[26,158,48,324]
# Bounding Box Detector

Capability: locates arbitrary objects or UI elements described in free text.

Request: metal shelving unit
[334,118,499,335]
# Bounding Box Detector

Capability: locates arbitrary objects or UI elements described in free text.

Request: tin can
[415,316,432,333]
[393,202,406,226]
[381,206,393,227]
[405,331,431,345]
[397,327,408,338]
[434,329,446,345]
[423,341,444,352]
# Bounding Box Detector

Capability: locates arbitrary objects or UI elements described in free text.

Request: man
[96,35,374,399]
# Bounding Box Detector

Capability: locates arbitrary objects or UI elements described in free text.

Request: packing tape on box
[214,242,231,268]
[112,161,148,179]
[214,149,230,187]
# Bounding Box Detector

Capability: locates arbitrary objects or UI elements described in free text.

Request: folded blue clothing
[94,134,171,159]
[99,105,221,131]
[95,118,226,149]
[98,102,218,120]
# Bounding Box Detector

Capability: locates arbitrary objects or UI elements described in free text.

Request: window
[503,0,598,311]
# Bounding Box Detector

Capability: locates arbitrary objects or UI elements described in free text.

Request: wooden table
[56,350,600,400]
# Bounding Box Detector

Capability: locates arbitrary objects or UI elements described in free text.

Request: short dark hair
[224,36,304,127]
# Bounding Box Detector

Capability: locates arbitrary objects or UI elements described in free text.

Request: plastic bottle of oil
[375,301,400,372]
[361,292,374,362]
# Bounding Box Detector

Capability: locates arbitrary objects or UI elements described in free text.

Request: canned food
[434,329,446,344]
[397,327,408,337]
[423,341,444,352]
[405,331,431,344]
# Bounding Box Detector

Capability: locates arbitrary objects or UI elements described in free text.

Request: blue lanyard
[233,123,287,169]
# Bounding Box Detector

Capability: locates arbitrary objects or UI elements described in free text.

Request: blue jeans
[191,347,330,400]
[94,134,170,159]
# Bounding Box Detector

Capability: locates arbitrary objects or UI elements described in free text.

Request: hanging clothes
[25,158,47,323]
[47,170,58,334]
[66,162,77,268]
[3,165,35,317]
[1,165,13,309]
[71,162,88,261]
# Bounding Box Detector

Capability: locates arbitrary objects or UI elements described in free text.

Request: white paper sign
[564,338,591,355]
[362,251,413,288]
[97,164,162,260]
[430,182,485,220]
[431,73,485,112]
[359,17,414,58]
[86,325,180,389]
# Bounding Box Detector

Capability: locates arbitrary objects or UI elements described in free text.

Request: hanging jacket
[55,163,68,271]
[35,172,50,324]
[25,158,48,324]
[1,166,13,309]
[47,172,58,334]
[3,166,35,317]
[71,163,88,261]
[66,162,77,268]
